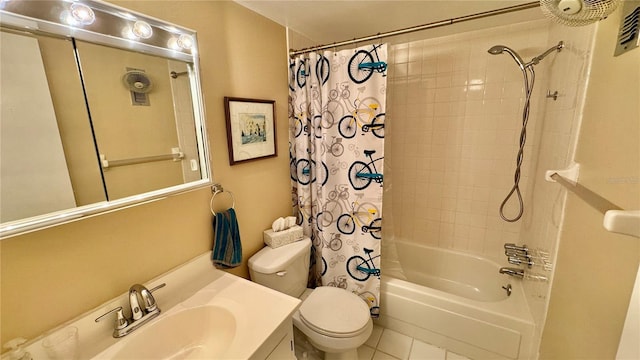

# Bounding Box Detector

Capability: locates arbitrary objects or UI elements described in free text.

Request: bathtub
[378,241,535,360]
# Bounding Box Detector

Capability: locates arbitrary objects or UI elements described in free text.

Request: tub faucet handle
[504,243,528,252]
[508,256,533,268]
[505,249,530,257]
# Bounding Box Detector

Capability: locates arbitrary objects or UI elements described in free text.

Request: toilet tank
[248,238,311,297]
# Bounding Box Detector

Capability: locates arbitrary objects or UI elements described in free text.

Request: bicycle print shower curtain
[289,44,387,317]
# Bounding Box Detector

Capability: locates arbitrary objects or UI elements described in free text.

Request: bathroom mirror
[0,1,212,238]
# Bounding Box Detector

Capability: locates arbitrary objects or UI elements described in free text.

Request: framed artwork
[224,97,277,165]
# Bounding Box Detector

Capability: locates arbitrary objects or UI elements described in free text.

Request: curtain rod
[289,1,540,57]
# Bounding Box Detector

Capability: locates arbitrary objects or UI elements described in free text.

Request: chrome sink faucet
[129,284,159,320]
[96,283,166,338]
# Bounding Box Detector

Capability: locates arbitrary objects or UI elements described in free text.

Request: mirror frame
[0,0,212,239]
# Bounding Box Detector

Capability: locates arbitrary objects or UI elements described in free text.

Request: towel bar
[547,164,639,238]
[100,148,184,169]
[210,184,235,216]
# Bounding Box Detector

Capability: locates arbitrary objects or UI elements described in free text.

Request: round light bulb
[69,2,95,25]
[132,21,152,39]
[177,34,193,50]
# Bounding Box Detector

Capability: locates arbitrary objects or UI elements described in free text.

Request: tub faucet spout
[499,267,524,279]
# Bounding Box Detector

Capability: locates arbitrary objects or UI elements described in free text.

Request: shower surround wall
[385,19,595,358]
[518,22,596,352]
[387,20,552,263]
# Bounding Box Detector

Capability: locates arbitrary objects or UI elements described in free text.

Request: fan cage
[122,71,152,94]
[540,0,621,26]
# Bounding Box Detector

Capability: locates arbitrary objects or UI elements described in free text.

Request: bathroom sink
[109,305,236,359]
[22,253,300,360]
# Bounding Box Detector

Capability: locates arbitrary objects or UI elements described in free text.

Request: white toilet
[248,238,373,360]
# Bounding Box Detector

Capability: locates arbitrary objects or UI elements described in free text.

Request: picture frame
[224,97,277,165]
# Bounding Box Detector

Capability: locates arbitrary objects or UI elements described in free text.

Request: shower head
[487,45,526,70]
[487,45,505,55]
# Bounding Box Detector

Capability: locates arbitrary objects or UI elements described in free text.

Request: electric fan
[540,0,621,26]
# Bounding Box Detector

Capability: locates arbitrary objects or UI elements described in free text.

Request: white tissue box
[263,225,304,248]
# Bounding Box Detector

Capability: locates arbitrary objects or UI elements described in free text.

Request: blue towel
[212,208,242,268]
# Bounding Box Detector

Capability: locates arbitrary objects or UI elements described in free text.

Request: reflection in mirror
[0,1,211,238]
[0,29,105,222]
[76,41,202,200]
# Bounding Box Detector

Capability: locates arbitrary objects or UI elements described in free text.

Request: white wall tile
[385,23,591,355]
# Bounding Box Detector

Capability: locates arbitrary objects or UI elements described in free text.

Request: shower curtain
[289,44,387,317]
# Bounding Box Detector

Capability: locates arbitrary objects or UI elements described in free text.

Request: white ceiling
[234,1,546,49]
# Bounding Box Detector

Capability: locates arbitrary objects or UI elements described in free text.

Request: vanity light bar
[0,0,196,59]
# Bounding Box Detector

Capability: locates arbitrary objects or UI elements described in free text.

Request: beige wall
[0,0,291,344]
[4,1,638,356]
[540,4,640,359]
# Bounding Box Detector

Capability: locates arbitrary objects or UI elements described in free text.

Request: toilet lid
[299,287,370,337]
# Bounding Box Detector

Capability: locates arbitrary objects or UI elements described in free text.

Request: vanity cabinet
[265,323,295,360]
[254,317,296,360]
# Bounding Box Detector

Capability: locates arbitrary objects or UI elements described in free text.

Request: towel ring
[210,189,235,216]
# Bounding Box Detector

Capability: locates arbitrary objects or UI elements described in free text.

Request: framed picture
[224,97,277,165]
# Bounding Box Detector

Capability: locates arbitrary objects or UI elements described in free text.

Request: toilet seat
[298,287,371,338]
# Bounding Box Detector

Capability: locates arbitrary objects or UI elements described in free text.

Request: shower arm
[525,41,565,67]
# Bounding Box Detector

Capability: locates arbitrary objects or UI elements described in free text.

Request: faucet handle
[504,243,528,252]
[508,256,533,268]
[505,249,529,257]
[149,283,166,293]
[95,306,128,330]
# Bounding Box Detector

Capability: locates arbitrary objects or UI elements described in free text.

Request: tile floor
[358,325,471,360]
[294,324,471,360]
